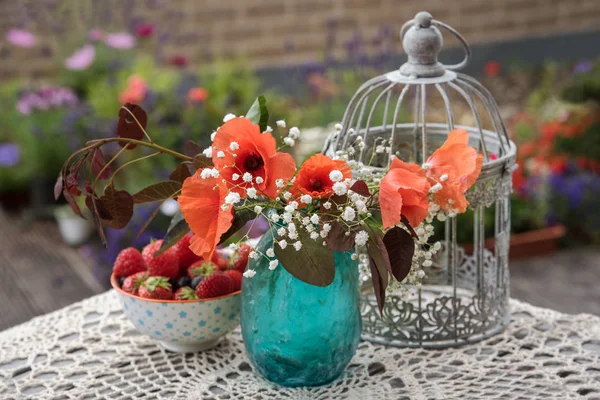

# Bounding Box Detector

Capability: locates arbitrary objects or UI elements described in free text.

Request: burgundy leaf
[193,154,213,170]
[65,172,82,196]
[169,162,193,183]
[63,188,84,219]
[54,174,63,201]
[383,226,415,282]
[368,256,386,315]
[88,148,111,180]
[400,215,418,239]
[132,180,182,204]
[366,227,390,314]
[85,196,107,247]
[324,220,355,252]
[350,180,370,197]
[117,103,147,149]
[99,183,134,229]
[183,140,203,158]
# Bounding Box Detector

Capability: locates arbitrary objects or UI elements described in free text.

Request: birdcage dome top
[323,12,517,182]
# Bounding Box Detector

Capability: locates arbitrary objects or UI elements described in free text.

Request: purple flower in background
[5,29,37,47]
[573,61,593,74]
[104,32,136,49]
[88,28,104,42]
[17,86,78,114]
[64,45,96,70]
[0,143,21,167]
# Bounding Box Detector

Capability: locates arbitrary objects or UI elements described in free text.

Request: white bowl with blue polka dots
[111,275,241,353]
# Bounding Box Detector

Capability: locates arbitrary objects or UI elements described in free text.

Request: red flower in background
[484,61,501,78]
[168,55,188,68]
[188,87,208,103]
[119,75,147,104]
[135,24,155,38]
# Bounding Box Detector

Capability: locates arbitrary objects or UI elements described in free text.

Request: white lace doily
[1,291,600,399]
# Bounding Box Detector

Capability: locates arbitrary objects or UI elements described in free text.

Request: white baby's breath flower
[437,212,447,222]
[288,127,300,139]
[323,201,332,210]
[246,187,258,199]
[255,176,264,184]
[288,222,296,232]
[355,230,369,246]
[302,217,311,226]
[375,145,385,154]
[320,230,328,238]
[269,260,279,270]
[283,137,295,147]
[210,131,217,141]
[351,253,358,260]
[334,123,343,131]
[202,147,213,158]
[310,232,319,240]
[322,223,331,232]
[243,269,256,278]
[333,182,347,196]
[243,172,253,183]
[249,251,258,259]
[229,141,240,151]
[329,170,343,182]
[266,248,275,257]
[282,212,293,223]
[283,192,293,201]
[342,207,356,222]
[293,241,302,251]
[429,183,443,193]
[223,113,236,122]
[265,125,273,133]
[254,206,263,214]
[224,192,241,205]
[433,241,442,251]
[357,142,365,150]
[278,240,288,249]
[440,174,448,182]
[423,260,433,267]
[276,120,286,128]
[422,162,432,170]
[277,227,287,237]
[300,194,312,204]
[230,243,239,251]
[270,214,280,223]
[217,151,225,159]
[276,179,285,188]
[232,173,240,181]
[310,214,319,224]
[284,202,298,213]
[288,231,298,240]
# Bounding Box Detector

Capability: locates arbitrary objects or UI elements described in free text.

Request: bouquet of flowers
[56,97,482,312]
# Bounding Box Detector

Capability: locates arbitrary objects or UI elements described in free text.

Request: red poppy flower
[178,171,233,261]
[290,154,352,198]
[188,87,208,103]
[212,117,296,200]
[380,158,430,230]
[426,129,483,213]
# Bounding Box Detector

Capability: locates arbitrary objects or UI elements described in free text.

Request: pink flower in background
[135,24,155,38]
[5,29,37,47]
[64,45,96,70]
[104,32,136,49]
[88,28,104,42]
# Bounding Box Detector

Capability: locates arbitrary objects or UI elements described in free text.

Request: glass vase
[240,230,361,387]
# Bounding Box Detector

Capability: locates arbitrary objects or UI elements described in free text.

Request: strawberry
[187,261,217,279]
[195,272,234,299]
[142,240,179,280]
[174,286,198,301]
[223,270,243,292]
[228,243,251,272]
[211,251,229,271]
[121,271,149,295]
[138,276,173,300]
[113,247,146,278]
[173,233,202,269]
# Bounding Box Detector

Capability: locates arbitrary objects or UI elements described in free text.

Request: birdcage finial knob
[399,11,472,78]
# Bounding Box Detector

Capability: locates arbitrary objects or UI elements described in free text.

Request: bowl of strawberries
[111,234,250,353]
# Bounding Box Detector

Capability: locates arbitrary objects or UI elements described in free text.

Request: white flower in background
[243,269,257,278]
[422,162,431,170]
[283,192,292,200]
[310,214,319,224]
[276,179,285,188]
[229,141,240,151]
[224,192,241,205]
[293,241,302,251]
[254,205,263,214]
[320,230,328,238]
[329,170,343,182]
[322,223,331,232]
[269,260,279,270]
[276,120,286,128]
[334,123,343,131]
[249,251,258,259]
[300,194,312,204]
[357,141,366,151]
[355,230,369,246]
[270,214,281,223]
[288,127,300,139]
[277,227,287,237]
[246,187,258,199]
[333,182,347,196]
[278,240,288,249]
[202,147,213,158]
[423,260,433,267]
[375,145,385,154]
[282,212,293,223]
[242,172,253,183]
[348,128,355,134]
[265,125,273,133]
[351,253,358,260]
[223,113,236,122]
[255,176,264,184]
[433,242,442,251]
[266,248,275,257]
[323,201,332,210]
[283,137,295,147]
[160,198,179,217]
[343,207,356,222]
[355,200,367,214]
[310,232,319,240]
[232,173,240,181]
[437,212,447,222]
[230,243,239,251]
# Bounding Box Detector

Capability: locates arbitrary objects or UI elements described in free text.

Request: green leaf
[156,211,190,256]
[275,227,335,287]
[245,95,269,132]
[99,183,134,229]
[366,226,390,314]
[218,208,257,245]
[132,180,181,204]
[382,226,415,282]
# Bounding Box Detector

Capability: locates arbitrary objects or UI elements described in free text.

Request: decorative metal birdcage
[323,11,517,348]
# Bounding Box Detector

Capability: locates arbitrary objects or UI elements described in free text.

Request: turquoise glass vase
[240,229,362,387]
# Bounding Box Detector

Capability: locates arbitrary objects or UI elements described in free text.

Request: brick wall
[1,0,599,79]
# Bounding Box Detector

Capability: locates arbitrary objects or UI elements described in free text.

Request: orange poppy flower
[212,117,296,199]
[426,129,483,213]
[178,170,234,261]
[290,154,352,198]
[380,158,430,230]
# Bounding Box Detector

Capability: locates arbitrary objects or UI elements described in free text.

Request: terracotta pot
[460,225,566,260]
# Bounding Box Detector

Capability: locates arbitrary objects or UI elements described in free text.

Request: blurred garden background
[1,0,600,330]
